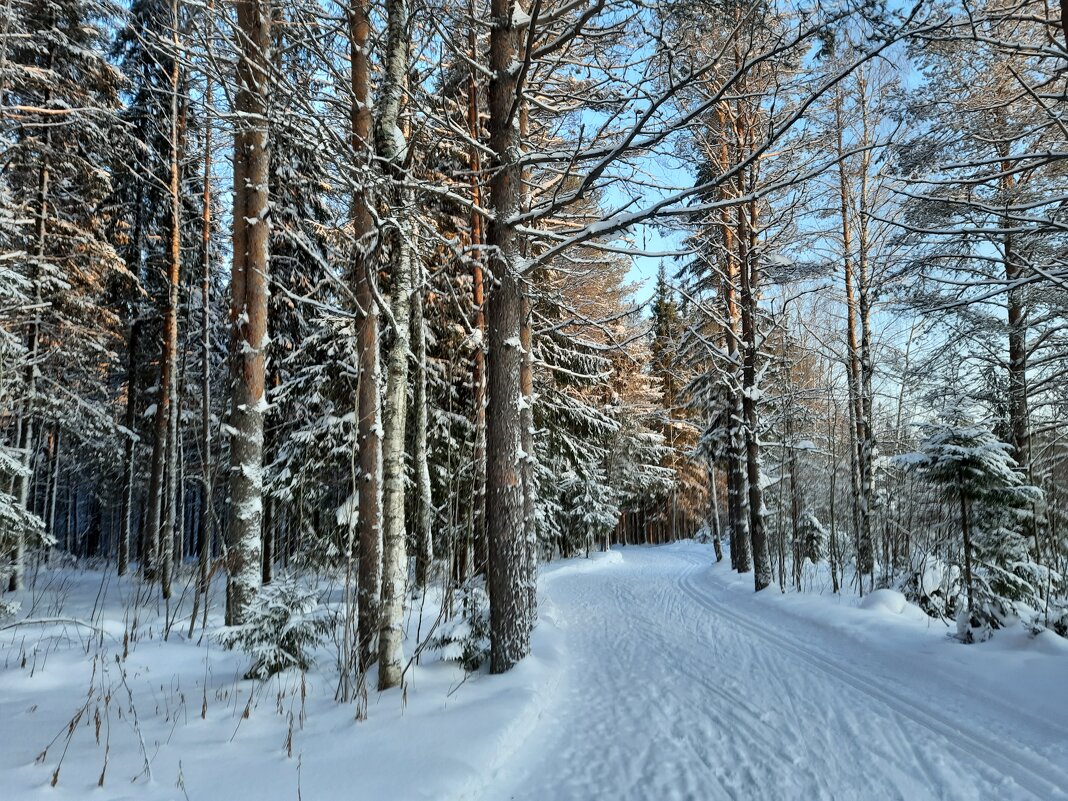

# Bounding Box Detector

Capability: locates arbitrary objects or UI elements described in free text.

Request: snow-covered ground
[2,543,1066,801]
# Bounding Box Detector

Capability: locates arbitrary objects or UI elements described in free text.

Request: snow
[859,587,919,617]
[511,4,532,27]
[486,544,1068,801]
[335,491,359,527]
[2,544,1067,800]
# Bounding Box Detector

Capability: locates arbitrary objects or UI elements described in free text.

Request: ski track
[479,544,1068,801]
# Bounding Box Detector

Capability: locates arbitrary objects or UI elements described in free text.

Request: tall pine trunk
[486,0,532,674]
[716,105,749,574]
[225,0,271,626]
[468,0,487,581]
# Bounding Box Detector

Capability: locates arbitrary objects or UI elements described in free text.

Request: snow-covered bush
[429,584,489,672]
[215,579,330,679]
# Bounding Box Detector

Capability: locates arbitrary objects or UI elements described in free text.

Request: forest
[1,0,1068,796]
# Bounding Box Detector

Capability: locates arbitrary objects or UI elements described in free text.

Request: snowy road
[481,544,1068,801]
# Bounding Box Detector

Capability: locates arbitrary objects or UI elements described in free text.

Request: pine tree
[897,404,1046,640]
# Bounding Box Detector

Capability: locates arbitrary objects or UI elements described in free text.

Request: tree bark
[738,195,770,591]
[709,465,723,562]
[959,484,974,618]
[486,0,532,674]
[160,26,183,601]
[834,87,872,589]
[118,320,140,577]
[716,104,750,575]
[468,0,487,581]
[374,0,413,691]
[225,0,271,626]
[348,0,382,671]
[412,264,434,588]
[190,55,214,638]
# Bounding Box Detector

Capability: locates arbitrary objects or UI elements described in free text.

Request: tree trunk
[709,465,723,562]
[160,35,183,600]
[190,57,214,637]
[225,0,271,626]
[856,80,876,586]
[486,0,532,674]
[959,484,974,618]
[834,87,872,588]
[468,0,487,583]
[412,267,434,588]
[119,320,140,577]
[739,197,770,591]
[520,289,537,619]
[375,0,413,692]
[716,109,750,575]
[349,0,382,670]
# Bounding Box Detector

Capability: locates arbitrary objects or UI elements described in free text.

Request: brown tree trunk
[709,466,723,562]
[486,0,532,674]
[225,0,271,626]
[716,105,749,575]
[959,484,974,618]
[468,0,487,584]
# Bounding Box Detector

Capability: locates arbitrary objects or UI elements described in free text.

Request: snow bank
[859,588,912,616]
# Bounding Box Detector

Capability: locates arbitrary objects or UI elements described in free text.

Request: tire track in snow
[675,558,1068,801]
